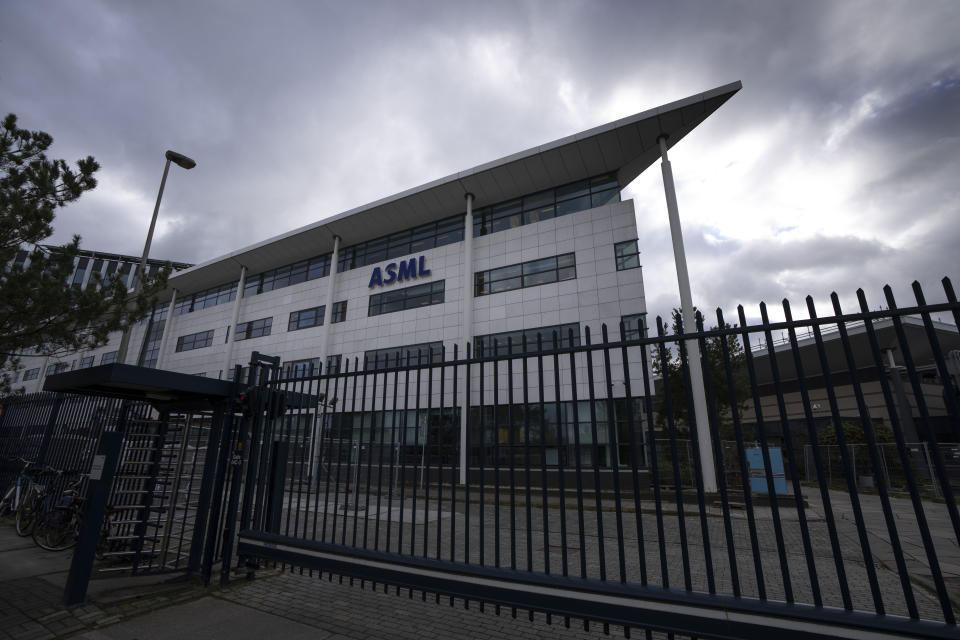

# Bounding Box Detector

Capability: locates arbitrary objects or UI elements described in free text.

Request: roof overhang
[43,364,233,411]
[167,80,742,296]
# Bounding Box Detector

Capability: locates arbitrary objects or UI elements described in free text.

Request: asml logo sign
[368,256,431,288]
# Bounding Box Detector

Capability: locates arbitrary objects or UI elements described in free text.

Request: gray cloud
[2,0,958,330]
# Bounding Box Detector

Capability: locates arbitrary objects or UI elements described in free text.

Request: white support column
[658,135,717,493]
[154,289,177,370]
[222,266,248,378]
[459,193,475,485]
[314,235,340,479]
[318,235,341,372]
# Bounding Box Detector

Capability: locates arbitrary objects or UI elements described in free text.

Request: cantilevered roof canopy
[168,80,742,296]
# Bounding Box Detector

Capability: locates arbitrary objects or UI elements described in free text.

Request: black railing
[235,279,959,638]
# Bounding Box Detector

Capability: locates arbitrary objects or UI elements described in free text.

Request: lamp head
[165,150,196,170]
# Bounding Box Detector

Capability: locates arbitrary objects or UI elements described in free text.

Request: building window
[138,306,169,368]
[473,173,620,237]
[475,253,576,296]
[243,254,331,297]
[174,281,238,316]
[326,354,342,374]
[283,358,319,379]
[101,351,118,365]
[475,323,580,356]
[176,329,215,352]
[337,214,464,272]
[288,306,325,331]
[331,301,348,323]
[23,368,40,381]
[77,356,95,369]
[364,342,443,371]
[235,317,272,341]
[72,257,89,289]
[45,362,68,376]
[621,313,647,341]
[615,240,640,271]
[368,281,445,317]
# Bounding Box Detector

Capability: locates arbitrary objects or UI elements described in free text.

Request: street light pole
[658,135,718,493]
[116,150,196,365]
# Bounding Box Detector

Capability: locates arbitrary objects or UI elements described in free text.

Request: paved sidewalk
[0,523,207,640]
[0,523,636,640]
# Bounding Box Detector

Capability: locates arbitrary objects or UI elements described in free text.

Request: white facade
[17,81,742,399]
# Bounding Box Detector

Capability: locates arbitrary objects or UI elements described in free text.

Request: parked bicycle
[31,476,117,555]
[0,457,48,536]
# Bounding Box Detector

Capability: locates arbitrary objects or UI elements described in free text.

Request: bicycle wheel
[32,508,77,551]
[15,494,40,536]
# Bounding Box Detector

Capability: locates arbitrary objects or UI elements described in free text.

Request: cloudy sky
[2,0,958,326]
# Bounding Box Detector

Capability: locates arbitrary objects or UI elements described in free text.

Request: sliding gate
[233,280,960,640]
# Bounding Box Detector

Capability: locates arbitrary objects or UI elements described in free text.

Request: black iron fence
[2,278,959,638]
[234,279,959,639]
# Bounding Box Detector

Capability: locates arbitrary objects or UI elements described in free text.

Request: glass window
[176,330,215,352]
[288,306,325,331]
[23,368,40,381]
[235,317,273,341]
[621,313,647,341]
[243,253,331,298]
[72,258,89,288]
[45,362,69,376]
[475,253,575,297]
[325,354,342,374]
[283,357,319,379]
[77,356,95,369]
[368,281,445,317]
[364,342,443,371]
[175,281,238,315]
[101,351,118,365]
[332,300,348,323]
[615,240,640,271]
[337,214,464,273]
[476,323,580,356]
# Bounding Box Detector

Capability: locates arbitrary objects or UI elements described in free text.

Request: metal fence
[234,279,960,639]
[3,277,959,638]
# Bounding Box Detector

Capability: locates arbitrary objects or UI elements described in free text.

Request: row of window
[475,253,576,297]
[175,301,349,353]
[368,280,444,317]
[281,354,343,378]
[364,342,444,371]
[235,317,272,341]
[243,254,331,298]
[20,350,118,382]
[475,323,581,356]
[174,281,238,316]
[287,301,348,331]
[337,215,464,272]
[472,173,620,237]
[168,173,622,317]
[176,329,215,352]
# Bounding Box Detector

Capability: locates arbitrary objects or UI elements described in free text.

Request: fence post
[63,429,123,606]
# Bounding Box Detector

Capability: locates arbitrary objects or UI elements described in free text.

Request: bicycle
[0,457,46,536]
[32,478,117,554]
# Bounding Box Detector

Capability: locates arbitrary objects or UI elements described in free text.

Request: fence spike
[942,276,956,300]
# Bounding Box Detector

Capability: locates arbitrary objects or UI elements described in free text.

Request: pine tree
[0,113,169,392]
[651,308,749,437]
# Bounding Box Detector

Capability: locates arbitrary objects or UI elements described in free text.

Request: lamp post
[116,150,196,365]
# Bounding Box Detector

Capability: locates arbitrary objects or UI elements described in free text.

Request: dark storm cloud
[2,0,958,324]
